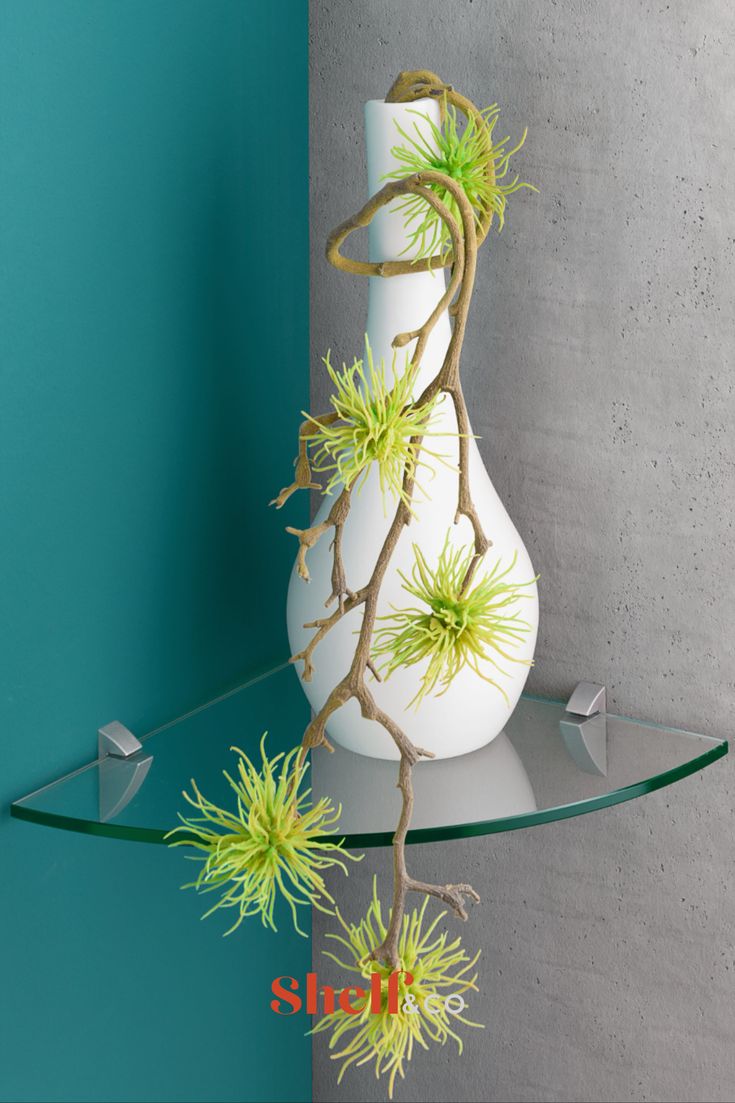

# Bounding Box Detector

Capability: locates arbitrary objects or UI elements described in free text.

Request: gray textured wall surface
[309,1,734,1101]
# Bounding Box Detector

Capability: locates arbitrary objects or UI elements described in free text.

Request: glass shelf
[11,663,727,847]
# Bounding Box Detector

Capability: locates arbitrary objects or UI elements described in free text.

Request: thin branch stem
[289,75,495,967]
[270,412,337,508]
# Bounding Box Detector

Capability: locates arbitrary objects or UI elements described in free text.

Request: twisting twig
[281,176,470,673]
[331,188,484,963]
[278,74,495,967]
[325,487,353,609]
[290,586,366,682]
[325,69,499,278]
[270,412,338,508]
[284,484,352,588]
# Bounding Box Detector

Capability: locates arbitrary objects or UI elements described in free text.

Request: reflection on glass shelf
[11,663,727,847]
[312,732,538,835]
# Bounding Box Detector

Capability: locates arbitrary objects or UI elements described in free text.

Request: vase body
[287,98,539,760]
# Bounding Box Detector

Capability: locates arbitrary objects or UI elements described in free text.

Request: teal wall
[0,3,309,1100]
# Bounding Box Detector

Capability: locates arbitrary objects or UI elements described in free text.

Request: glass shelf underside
[11,663,727,847]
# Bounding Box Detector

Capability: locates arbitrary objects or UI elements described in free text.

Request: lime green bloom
[373,535,536,707]
[166,736,360,936]
[312,880,483,1099]
[385,100,536,260]
[303,339,452,508]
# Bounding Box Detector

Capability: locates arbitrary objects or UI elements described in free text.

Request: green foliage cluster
[373,535,535,707]
[386,101,535,260]
[167,737,359,936]
[303,339,451,508]
[312,880,482,1099]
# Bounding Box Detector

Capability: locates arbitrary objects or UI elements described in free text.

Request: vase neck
[364,98,450,396]
[366,270,452,395]
[365,97,440,263]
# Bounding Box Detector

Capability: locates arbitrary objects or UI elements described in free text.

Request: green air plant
[373,535,536,708]
[302,338,453,509]
[385,100,536,261]
[311,880,483,1100]
[166,736,360,936]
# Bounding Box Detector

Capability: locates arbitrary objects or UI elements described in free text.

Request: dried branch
[291,587,366,682]
[325,486,353,609]
[285,520,332,582]
[325,71,498,278]
[284,484,353,586]
[406,877,481,918]
[270,412,338,508]
[385,69,502,259]
[292,74,500,969]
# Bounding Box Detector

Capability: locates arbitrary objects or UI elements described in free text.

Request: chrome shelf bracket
[560,681,608,777]
[98,720,143,760]
[97,721,152,822]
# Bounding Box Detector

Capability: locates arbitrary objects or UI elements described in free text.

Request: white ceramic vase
[287,97,539,760]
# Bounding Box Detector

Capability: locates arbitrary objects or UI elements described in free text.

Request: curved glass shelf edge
[12,739,726,849]
[10,660,729,848]
[9,657,292,845]
[10,803,169,845]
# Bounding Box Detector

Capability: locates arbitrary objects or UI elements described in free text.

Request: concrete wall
[310,1,734,1101]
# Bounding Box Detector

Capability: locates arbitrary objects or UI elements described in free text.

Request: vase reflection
[312,728,537,836]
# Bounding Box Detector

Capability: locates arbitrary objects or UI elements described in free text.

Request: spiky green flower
[385,101,536,261]
[373,535,535,708]
[166,736,360,936]
[312,880,483,1099]
[302,338,452,508]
